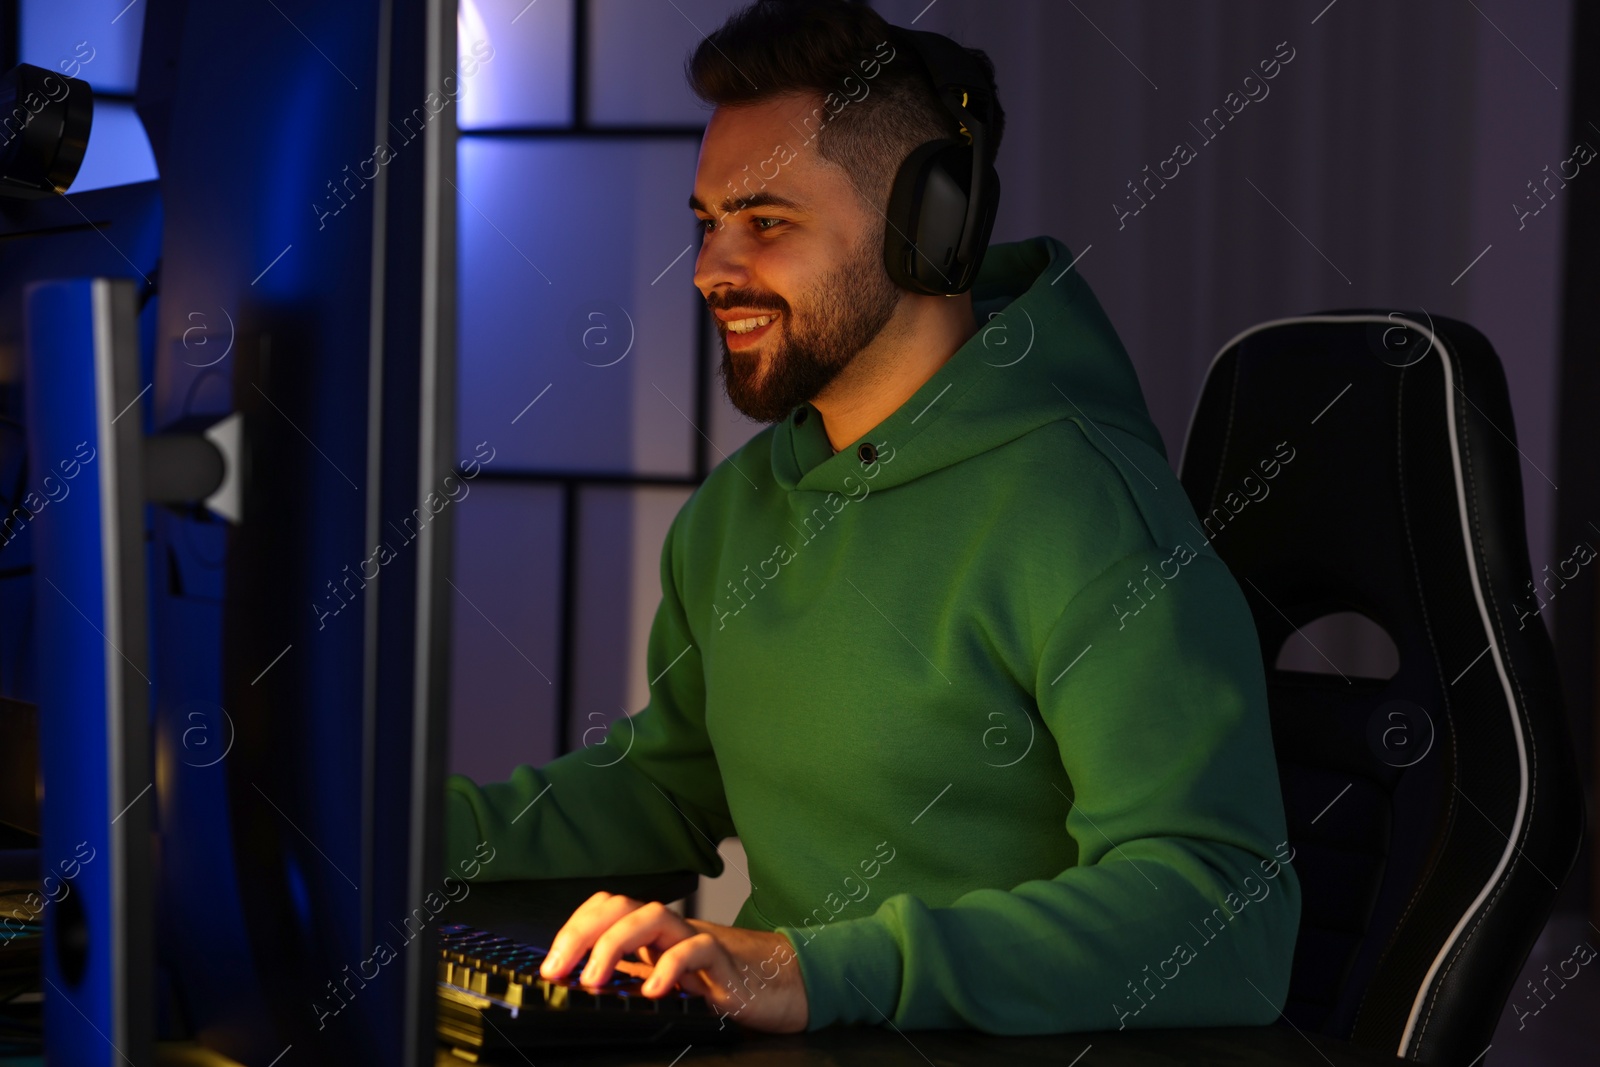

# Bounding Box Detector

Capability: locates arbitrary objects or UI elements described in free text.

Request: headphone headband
[886,26,998,159]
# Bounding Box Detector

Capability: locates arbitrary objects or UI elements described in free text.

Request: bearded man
[444,0,1298,1038]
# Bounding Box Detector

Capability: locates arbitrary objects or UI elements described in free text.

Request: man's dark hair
[685,0,1004,216]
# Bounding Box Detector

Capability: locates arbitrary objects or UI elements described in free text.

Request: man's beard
[711,234,902,424]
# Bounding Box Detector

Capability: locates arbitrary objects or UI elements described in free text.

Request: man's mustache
[707,295,788,314]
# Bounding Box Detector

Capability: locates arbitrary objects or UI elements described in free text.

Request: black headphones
[880,25,1002,297]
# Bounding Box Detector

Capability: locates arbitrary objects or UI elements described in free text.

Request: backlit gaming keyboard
[435,923,744,1058]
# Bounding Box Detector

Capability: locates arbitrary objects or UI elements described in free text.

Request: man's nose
[693,226,751,295]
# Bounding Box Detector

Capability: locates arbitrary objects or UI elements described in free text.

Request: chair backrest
[1177,310,1586,1064]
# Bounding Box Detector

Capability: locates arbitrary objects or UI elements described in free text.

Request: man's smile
[723,312,781,349]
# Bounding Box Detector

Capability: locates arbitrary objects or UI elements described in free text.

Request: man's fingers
[541,893,644,979]
[578,901,689,987]
[672,967,720,1000]
[643,933,735,1004]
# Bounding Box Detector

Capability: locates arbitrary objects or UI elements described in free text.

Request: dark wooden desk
[440,875,1405,1067]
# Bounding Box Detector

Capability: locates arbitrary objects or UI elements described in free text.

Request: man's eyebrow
[689,191,807,216]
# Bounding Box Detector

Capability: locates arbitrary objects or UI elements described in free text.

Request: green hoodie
[443,234,1300,1035]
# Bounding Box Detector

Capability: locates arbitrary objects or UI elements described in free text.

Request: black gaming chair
[1177,311,1586,1065]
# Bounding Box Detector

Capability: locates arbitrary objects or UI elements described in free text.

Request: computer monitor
[0,180,162,707]
[24,273,155,1067]
[135,1,458,1065]
[5,0,458,1063]
[0,177,161,1066]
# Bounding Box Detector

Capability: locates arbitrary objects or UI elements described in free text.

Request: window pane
[457,136,702,477]
[696,837,749,925]
[458,0,574,129]
[588,0,748,126]
[569,484,691,755]
[69,101,158,192]
[448,482,564,780]
[21,0,142,94]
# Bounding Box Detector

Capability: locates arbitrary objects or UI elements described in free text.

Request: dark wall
[873,0,1587,906]
[442,0,1593,921]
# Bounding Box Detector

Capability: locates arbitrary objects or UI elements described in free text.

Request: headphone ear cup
[883,138,976,296]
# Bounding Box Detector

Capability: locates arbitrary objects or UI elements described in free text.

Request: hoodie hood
[770,234,1165,493]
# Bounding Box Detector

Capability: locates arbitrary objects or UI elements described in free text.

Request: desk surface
[441,876,1404,1067]
[435,1026,1402,1067]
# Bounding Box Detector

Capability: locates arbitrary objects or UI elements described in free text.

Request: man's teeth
[727,314,776,334]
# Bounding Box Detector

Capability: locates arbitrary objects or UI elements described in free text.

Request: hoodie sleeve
[773,544,1301,1034]
[442,507,736,884]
